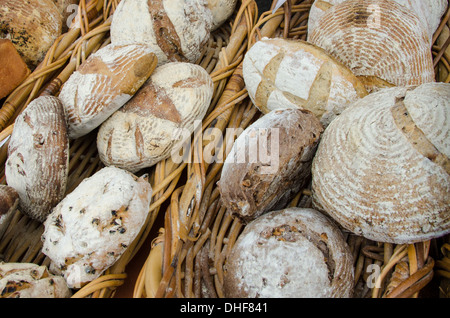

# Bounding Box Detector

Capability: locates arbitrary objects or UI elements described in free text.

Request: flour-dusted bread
[224,208,354,298]
[5,96,69,223]
[42,166,153,288]
[308,0,448,45]
[312,83,450,244]
[0,39,30,99]
[0,185,19,239]
[243,38,368,127]
[0,0,62,69]
[207,0,237,30]
[110,0,213,65]
[218,108,323,224]
[308,0,435,91]
[58,43,158,139]
[0,262,71,298]
[97,62,213,173]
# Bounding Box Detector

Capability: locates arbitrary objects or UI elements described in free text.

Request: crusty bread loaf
[5,96,69,223]
[0,185,19,239]
[0,262,71,298]
[42,166,153,288]
[243,38,368,127]
[218,108,323,224]
[0,39,30,99]
[308,0,435,90]
[110,0,213,65]
[0,0,62,69]
[311,83,450,244]
[224,208,354,298]
[97,62,213,173]
[58,43,158,139]
[207,0,237,30]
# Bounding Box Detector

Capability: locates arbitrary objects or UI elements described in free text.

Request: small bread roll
[0,262,71,298]
[243,38,368,127]
[0,185,19,239]
[5,96,69,222]
[224,208,354,298]
[312,83,450,244]
[110,0,213,65]
[97,62,213,173]
[207,0,237,30]
[0,39,30,99]
[218,108,323,223]
[0,0,62,68]
[58,43,158,139]
[42,166,153,288]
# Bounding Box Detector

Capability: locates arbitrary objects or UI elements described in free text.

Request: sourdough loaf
[311,83,450,244]
[58,43,158,139]
[0,185,19,239]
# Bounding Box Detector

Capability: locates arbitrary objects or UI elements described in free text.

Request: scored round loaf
[311,83,450,244]
[224,207,354,298]
[5,96,69,223]
[97,62,214,173]
[218,108,324,224]
[0,185,19,239]
[308,0,435,91]
[110,0,213,66]
[0,262,71,298]
[243,37,368,127]
[0,0,62,69]
[308,0,448,45]
[58,43,158,139]
[207,0,237,31]
[41,166,153,289]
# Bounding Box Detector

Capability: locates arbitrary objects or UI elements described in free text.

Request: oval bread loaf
[5,96,69,223]
[224,208,354,298]
[243,38,368,127]
[41,166,153,288]
[97,62,214,173]
[218,108,324,224]
[58,43,158,139]
[311,83,450,244]
[0,185,19,239]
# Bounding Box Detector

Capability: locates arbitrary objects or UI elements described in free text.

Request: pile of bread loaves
[219,0,450,298]
[0,0,236,297]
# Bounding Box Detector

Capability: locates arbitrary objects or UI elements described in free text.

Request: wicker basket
[133,0,450,299]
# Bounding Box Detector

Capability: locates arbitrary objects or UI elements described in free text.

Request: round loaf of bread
[97,62,213,173]
[5,96,69,222]
[0,0,62,69]
[311,83,450,244]
[0,262,71,298]
[218,108,324,224]
[207,0,237,30]
[58,43,158,139]
[0,185,19,239]
[41,166,153,288]
[110,0,212,65]
[224,208,354,298]
[243,37,368,127]
[308,0,435,90]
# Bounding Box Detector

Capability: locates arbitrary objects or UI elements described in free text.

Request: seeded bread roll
[224,208,354,298]
[0,39,30,99]
[0,262,71,298]
[312,83,450,244]
[0,185,19,239]
[218,108,323,224]
[42,166,153,288]
[58,43,158,139]
[5,96,69,222]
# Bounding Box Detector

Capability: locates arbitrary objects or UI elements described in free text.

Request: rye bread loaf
[0,185,19,239]
[58,43,158,139]
[224,208,354,298]
[5,96,69,223]
[97,62,213,173]
[242,38,368,127]
[218,108,323,224]
[311,83,450,244]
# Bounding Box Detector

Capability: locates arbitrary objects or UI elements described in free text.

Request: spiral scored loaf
[0,0,62,69]
[58,43,158,139]
[308,0,448,45]
[97,62,214,173]
[224,208,355,298]
[110,0,213,66]
[308,0,435,90]
[242,37,368,127]
[312,83,450,244]
[5,96,69,223]
[218,108,324,224]
[42,166,153,289]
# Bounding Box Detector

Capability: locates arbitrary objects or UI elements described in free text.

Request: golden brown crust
[0,39,30,99]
